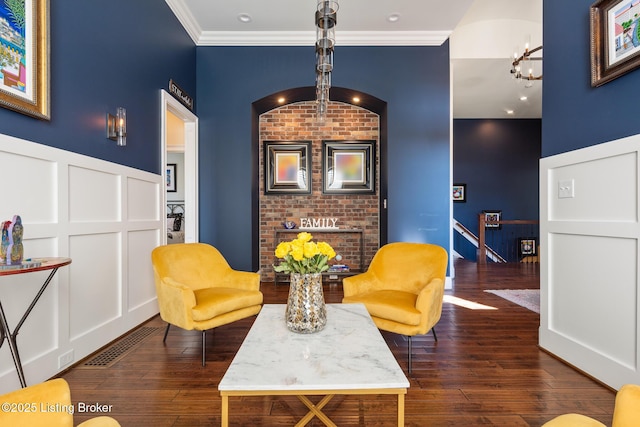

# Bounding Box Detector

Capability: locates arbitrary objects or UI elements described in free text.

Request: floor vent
[81,326,161,368]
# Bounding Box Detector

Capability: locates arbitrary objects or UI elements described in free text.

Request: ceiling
[165,0,542,119]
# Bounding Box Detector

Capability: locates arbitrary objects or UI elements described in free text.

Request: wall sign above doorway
[168,79,194,111]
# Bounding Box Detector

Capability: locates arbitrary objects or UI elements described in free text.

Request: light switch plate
[558,179,575,199]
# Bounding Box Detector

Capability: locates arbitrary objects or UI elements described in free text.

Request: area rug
[484,289,540,313]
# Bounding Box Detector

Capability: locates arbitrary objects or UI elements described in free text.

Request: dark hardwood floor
[60,260,615,426]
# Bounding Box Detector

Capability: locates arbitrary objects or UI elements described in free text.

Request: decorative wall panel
[540,133,640,390]
[127,229,160,311]
[0,133,161,392]
[0,150,56,223]
[69,166,120,222]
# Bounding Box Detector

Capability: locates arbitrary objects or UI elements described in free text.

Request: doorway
[160,90,199,243]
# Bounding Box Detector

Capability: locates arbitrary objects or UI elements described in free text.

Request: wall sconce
[106,107,127,146]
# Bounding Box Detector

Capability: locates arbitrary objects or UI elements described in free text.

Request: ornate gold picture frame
[591,0,640,87]
[0,0,50,119]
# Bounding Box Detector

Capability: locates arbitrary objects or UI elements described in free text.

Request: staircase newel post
[478,212,487,264]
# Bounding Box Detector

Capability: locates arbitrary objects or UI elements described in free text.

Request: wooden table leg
[221,394,229,427]
[296,394,336,427]
[397,392,405,426]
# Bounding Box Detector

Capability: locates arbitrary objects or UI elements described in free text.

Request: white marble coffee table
[218,303,409,426]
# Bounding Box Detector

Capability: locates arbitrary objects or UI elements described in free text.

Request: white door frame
[160,89,199,243]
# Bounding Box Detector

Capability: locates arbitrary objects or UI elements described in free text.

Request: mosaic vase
[285,273,327,333]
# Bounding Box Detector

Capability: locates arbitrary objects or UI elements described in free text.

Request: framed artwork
[452,183,466,202]
[166,163,177,192]
[591,0,640,86]
[0,0,50,119]
[264,141,311,194]
[483,210,502,229]
[322,140,375,194]
[518,238,537,257]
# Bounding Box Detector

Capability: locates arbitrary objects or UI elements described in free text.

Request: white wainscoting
[0,133,161,393]
[540,134,640,390]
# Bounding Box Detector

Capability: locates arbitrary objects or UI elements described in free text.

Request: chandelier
[510,43,542,86]
[315,1,338,122]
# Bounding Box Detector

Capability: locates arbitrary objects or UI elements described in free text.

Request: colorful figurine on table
[1,215,23,265]
[0,221,10,264]
[8,215,23,265]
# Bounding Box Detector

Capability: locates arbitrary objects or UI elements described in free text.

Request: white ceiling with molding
[166,0,542,119]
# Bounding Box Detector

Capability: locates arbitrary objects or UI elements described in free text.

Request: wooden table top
[0,257,72,276]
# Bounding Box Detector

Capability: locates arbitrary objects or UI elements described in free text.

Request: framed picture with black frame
[166,163,177,192]
[264,141,311,194]
[518,238,537,257]
[483,210,502,229]
[453,183,466,202]
[322,140,375,194]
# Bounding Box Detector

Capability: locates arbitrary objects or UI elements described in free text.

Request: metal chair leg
[163,323,171,342]
[202,330,206,367]
[407,328,437,375]
[407,336,412,375]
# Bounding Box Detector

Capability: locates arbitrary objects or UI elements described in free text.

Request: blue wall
[543,0,640,157]
[453,119,541,260]
[196,44,451,270]
[0,0,195,173]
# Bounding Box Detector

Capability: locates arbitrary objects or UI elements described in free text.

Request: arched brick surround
[258,101,380,280]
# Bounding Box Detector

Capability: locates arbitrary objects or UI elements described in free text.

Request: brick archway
[251,87,388,272]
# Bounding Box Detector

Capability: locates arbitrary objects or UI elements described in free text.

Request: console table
[273,228,364,285]
[0,257,72,387]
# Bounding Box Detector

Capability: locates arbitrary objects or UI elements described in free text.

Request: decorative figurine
[0,221,10,264]
[7,215,24,265]
[282,220,296,229]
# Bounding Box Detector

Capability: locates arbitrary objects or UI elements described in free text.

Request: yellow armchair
[151,243,263,366]
[542,384,640,427]
[0,378,120,426]
[342,242,448,374]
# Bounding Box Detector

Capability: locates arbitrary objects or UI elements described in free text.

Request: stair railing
[478,213,539,264]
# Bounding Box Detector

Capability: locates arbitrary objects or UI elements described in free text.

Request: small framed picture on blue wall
[483,210,502,229]
[452,184,466,202]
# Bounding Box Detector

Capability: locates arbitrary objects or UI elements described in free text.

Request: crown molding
[196,30,451,46]
[165,0,450,47]
[165,0,202,44]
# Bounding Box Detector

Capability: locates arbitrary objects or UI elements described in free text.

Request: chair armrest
[343,271,379,297]
[78,417,122,427]
[612,384,640,427]
[415,278,445,331]
[156,277,197,330]
[219,270,261,291]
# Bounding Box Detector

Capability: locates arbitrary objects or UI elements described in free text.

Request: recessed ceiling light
[506,109,514,115]
[237,13,252,23]
[520,96,528,101]
[277,97,286,104]
[387,13,401,23]
[352,97,360,103]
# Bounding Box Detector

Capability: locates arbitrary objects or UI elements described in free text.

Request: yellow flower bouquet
[274,232,336,274]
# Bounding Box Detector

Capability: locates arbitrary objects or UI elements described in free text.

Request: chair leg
[163,323,171,342]
[202,330,206,367]
[407,336,412,375]
[407,328,436,375]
